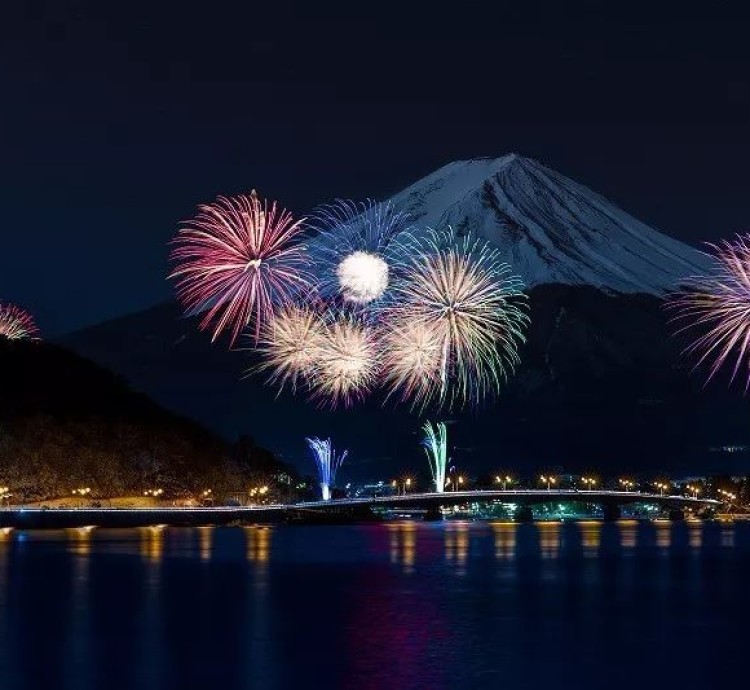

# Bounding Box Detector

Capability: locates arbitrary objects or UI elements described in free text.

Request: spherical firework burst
[670,234,750,390]
[170,190,312,346]
[309,199,411,305]
[386,227,528,408]
[0,302,39,341]
[336,250,389,304]
[256,304,324,392]
[381,319,443,409]
[309,313,380,407]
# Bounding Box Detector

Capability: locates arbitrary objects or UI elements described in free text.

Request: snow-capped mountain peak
[387,154,709,294]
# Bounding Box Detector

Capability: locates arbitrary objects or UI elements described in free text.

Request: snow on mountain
[386,154,710,294]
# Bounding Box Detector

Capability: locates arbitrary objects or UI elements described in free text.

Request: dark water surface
[0,520,748,689]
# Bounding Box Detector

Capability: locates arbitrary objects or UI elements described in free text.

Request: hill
[0,339,297,502]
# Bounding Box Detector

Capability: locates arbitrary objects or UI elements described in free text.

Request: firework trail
[422,421,448,493]
[384,228,528,408]
[170,190,312,346]
[305,437,348,501]
[0,303,39,341]
[670,234,750,390]
[308,313,381,407]
[308,199,411,305]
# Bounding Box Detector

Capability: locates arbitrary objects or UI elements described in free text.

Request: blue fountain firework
[305,437,348,501]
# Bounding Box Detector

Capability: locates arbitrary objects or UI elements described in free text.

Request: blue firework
[307,199,412,307]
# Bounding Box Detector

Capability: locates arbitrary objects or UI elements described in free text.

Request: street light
[581,477,596,490]
[654,482,669,496]
[495,475,512,491]
[72,487,92,507]
[619,478,635,492]
[686,485,700,499]
[540,475,556,491]
[143,488,163,498]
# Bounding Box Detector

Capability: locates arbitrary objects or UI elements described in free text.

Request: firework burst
[305,437,348,501]
[256,304,324,392]
[386,228,528,408]
[0,303,39,341]
[670,234,750,390]
[170,190,312,346]
[309,199,411,305]
[308,313,380,407]
[381,319,443,409]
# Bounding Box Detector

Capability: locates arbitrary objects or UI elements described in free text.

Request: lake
[0,520,747,689]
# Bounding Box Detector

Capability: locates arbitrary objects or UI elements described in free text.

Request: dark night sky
[3,1,750,334]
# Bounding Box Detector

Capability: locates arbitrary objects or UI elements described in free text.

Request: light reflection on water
[490,521,516,559]
[0,520,746,690]
[386,522,416,573]
[444,521,470,573]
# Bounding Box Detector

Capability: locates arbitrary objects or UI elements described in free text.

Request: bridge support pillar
[602,504,621,522]
[668,509,685,522]
[514,505,534,523]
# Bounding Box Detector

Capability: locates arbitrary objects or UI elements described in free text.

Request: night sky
[3,1,750,334]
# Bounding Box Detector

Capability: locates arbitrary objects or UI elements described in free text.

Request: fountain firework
[305,437,348,501]
[422,420,448,493]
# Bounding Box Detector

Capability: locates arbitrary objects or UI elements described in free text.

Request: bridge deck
[0,490,720,528]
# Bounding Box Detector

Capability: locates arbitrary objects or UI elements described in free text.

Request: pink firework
[670,234,750,390]
[170,190,312,345]
[0,302,39,340]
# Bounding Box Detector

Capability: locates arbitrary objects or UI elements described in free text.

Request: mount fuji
[387,154,710,293]
[61,156,748,477]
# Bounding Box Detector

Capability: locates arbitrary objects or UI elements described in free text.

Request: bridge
[0,490,721,528]
[289,489,719,522]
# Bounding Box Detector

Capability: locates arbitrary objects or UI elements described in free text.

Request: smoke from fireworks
[422,421,448,494]
[309,199,410,305]
[170,190,312,346]
[309,313,380,407]
[385,228,528,408]
[0,303,39,341]
[670,234,750,390]
[305,437,348,501]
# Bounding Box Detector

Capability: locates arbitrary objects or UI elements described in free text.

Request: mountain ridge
[387,154,710,294]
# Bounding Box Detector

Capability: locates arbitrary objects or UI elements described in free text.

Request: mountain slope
[61,287,750,479]
[388,155,710,294]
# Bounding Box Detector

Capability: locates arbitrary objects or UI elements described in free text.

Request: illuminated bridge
[0,490,722,528]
